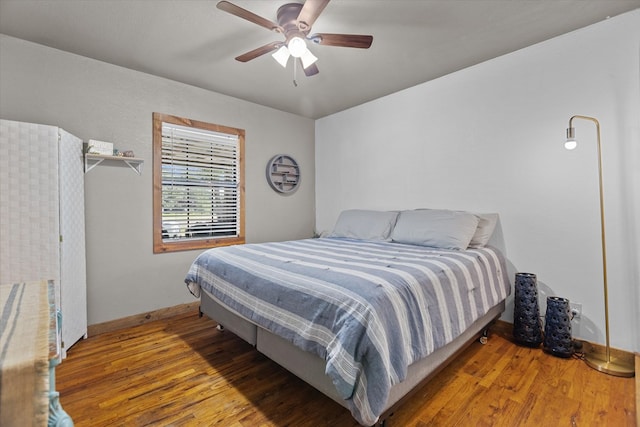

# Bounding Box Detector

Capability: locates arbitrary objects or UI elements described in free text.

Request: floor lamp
[564,115,634,377]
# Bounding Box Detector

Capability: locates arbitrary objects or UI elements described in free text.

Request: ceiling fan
[217,0,373,77]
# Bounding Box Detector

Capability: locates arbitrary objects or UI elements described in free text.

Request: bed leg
[198,306,203,318]
[376,411,393,426]
[479,328,489,345]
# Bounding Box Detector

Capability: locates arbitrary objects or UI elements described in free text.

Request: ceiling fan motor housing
[277,3,309,43]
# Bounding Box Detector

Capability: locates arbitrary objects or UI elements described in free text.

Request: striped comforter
[185,238,510,425]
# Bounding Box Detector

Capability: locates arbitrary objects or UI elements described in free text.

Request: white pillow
[469,213,499,248]
[391,209,479,250]
[329,209,399,241]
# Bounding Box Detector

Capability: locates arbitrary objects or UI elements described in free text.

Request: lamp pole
[565,115,634,377]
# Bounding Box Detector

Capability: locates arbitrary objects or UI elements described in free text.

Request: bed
[184,209,511,426]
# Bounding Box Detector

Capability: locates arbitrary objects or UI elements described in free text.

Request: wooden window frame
[153,113,245,253]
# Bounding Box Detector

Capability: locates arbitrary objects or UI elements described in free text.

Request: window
[153,113,245,253]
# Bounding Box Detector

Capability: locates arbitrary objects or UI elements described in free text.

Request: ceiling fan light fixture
[287,36,308,58]
[272,45,290,67]
[300,49,318,69]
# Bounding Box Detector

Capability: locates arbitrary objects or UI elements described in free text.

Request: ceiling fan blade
[310,33,373,49]
[296,0,330,31]
[235,41,282,62]
[302,61,319,77]
[217,1,283,33]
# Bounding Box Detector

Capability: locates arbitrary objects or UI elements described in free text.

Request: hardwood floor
[56,310,636,426]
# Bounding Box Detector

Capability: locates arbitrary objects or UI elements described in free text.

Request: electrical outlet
[570,302,582,320]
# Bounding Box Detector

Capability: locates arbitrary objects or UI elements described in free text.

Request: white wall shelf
[85,153,144,175]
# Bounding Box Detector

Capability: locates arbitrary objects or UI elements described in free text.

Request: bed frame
[199,288,505,426]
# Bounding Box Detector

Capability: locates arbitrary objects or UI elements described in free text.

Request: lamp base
[584,350,635,377]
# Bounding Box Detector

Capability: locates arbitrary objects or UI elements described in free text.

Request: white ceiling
[1,0,638,119]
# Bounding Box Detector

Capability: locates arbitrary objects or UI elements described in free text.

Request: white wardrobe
[0,119,87,357]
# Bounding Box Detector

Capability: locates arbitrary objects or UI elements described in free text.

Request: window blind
[161,122,240,241]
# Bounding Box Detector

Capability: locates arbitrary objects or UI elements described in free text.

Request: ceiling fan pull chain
[293,60,298,87]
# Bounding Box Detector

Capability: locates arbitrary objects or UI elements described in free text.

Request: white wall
[0,35,316,326]
[316,11,640,352]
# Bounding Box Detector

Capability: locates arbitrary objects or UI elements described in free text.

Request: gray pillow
[391,209,479,250]
[329,209,399,241]
[468,213,499,248]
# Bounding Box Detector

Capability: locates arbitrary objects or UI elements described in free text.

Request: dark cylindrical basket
[543,296,573,358]
[512,272,543,347]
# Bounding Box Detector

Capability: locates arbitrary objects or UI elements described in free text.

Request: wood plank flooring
[56,310,636,426]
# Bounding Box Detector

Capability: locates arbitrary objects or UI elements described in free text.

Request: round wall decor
[266,154,300,194]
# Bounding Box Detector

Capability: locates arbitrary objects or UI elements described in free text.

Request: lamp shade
[272,45,290,68]
[300,49,318,69]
